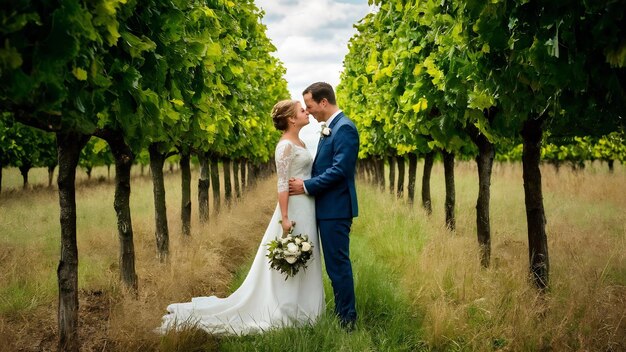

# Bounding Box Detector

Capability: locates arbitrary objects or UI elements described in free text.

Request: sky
[255,0,372,102]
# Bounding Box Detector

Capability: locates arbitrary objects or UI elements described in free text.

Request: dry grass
[382,161,626,351]
[0,161,624,351]
[0,167,276,351]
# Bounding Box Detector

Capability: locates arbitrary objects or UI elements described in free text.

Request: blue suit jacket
[304,112,359,220]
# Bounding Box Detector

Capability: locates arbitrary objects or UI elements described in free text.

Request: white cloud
[278,36,339,63]
[255,0,371,101]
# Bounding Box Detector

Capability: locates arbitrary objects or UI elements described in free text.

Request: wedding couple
[160,82,360,334]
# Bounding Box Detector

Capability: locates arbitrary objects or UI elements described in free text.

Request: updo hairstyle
[271,100,299,131]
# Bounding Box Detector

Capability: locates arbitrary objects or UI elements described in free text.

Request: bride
[159,100,325,335]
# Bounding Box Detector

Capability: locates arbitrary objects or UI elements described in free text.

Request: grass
[0,161,624,351]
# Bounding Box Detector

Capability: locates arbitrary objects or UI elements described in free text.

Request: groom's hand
[289,178,305,195]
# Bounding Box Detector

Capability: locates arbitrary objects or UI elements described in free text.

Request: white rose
[286,243,298,254]
[295,238,302,245]
[285,255,297,264]
[320,123,332,137]
[301,242,311,252]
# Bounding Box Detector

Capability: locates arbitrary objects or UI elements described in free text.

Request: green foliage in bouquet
[266,229,313,280]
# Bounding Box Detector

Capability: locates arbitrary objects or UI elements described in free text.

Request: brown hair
[302,82,336,105]
[271,100,299,131]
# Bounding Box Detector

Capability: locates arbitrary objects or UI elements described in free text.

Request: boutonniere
[320,122,331,137]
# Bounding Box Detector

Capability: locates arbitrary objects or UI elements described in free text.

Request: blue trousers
[318,218,356,324]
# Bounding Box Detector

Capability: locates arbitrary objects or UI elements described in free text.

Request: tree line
[497,131,626,171]
[337,0,624,291]
[1,1,287,350]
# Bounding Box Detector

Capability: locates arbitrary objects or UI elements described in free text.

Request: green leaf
[411,97,428,113]
[412,64,423,76]
[605,44,626,68]
[74,95,85,113]
[206,43,222,57]
[72,67,88,80]
[0,41,23,69]
[467,88,495,110]
[230,65,244,76]
[92,138,109,154]
[120,32,156,58]
[1,13,41,34]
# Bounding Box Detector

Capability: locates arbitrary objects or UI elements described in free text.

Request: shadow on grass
[159,326,220,352]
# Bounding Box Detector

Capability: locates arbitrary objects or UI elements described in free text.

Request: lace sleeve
[275,141,294,193]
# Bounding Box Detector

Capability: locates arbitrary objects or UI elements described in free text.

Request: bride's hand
[281,219,295,237]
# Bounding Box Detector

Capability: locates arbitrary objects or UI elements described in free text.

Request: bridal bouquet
[266,227,313,280]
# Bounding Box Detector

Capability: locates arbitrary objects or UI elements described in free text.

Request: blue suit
[304,112,359,325]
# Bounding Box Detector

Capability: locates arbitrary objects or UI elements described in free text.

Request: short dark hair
[302,82,336,105]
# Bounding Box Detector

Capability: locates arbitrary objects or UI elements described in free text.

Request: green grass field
[0,161,624,351]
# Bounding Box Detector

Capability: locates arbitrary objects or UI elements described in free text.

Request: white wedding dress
[159,140,324,335]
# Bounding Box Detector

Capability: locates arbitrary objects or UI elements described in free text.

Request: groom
[289,82,359,329]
